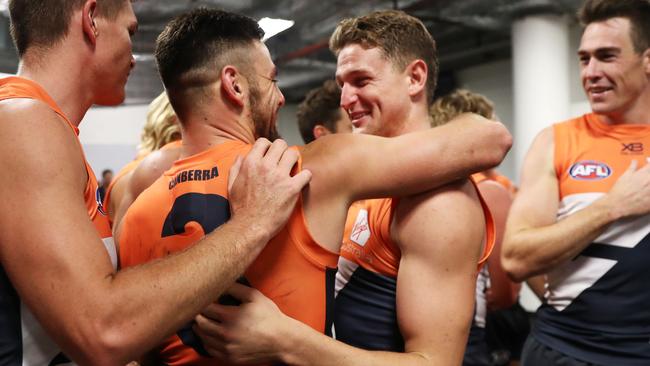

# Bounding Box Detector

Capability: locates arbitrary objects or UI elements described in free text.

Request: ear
[221,65,246,107]
[405,59,427,98]
[82,0,98,45]
[643,48,650,75]
[312,125,332,140]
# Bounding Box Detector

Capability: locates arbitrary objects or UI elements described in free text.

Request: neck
[388,102,432,137]
[179,110,255,158]
[17,46,94,127]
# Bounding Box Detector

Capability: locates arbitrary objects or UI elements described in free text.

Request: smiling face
[335,44,412,137]
[578,17,650,122]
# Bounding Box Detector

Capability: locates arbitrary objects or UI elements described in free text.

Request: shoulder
[0,98,84,183]
[392,180,484,253]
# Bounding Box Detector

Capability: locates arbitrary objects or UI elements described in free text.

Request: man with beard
[0,0,312,365]
[117,8,512,365]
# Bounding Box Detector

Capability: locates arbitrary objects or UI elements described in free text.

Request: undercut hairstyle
[155,8,264,119]
[9,0,128,57]
[296,80,343,143]
[138,92,181,156]
[429,89,494,127]
[330,10,439,105]
[578,0,650,53]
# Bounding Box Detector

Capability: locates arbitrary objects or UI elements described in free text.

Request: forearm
[97,216,270,362]
[279,320,430,366]
[503,197,618,281]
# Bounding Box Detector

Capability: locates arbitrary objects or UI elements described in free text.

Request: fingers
[247,138,272,160]
[201,302,238,321]
[626,159,638,173]
[291,169,313,191]
[277,148,300,173]
[227,155,243,194]
[263,139,289,165]
[224,282,260,303]
[193,315,227,358]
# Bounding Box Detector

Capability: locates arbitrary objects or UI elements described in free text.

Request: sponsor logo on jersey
[569,160,612,180]
[169,166,219,189]
[621,142,644,155]
[95,187,107,216]
[350,209,370,246]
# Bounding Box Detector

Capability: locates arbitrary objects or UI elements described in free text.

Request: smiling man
[502,0,650,365]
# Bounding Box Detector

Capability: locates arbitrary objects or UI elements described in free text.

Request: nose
[130,55,136,70]
[277,88,286,108]
[582,57,601,81]
[340,84,357,111]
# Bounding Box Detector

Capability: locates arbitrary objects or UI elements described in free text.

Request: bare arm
[195,181,485,366]
[502,127,650,281]
[477,180,520,310]
[0,101,310,365]
[300,113,511,252]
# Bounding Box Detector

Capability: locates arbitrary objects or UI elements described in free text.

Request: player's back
[119,140,338,365]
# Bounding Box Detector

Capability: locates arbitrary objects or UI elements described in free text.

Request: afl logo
[95,188,107,216]
[569,160,612,180]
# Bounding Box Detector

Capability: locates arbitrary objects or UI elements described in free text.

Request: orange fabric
[341,180,495,278]
[554,113,650,198]
[119,140,338,365]
[472,171,517,196]
[0,76,112,242]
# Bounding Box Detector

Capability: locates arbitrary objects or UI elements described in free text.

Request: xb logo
[621,142,643,154]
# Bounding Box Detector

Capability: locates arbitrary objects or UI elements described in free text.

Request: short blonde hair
[429,89,494,127]
[138,92,181,156]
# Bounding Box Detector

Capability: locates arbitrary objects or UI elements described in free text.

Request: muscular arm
[0,101,309,365]
[477,180,519,310]
[301,113,511,252]
[501,127,650,281]
[196,181,486,366]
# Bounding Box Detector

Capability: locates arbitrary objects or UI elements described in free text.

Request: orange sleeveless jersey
[0,76,115,365]
[529,113,650,365]
[118,140,338,365]
[0,76,114,264]
[334,179,495,351]
[340,179,495,277]
[472,171,516,196]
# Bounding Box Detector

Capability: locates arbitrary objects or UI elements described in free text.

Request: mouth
[587,85,613,98]
[349,111,369,128]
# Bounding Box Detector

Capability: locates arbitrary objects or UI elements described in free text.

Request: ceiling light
[258,17,294,42]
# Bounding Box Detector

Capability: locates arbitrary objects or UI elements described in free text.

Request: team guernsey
[118,140,338,365]
[464,172,514,366]
[0,77,115,365]
[531,113,650,365]
[334,180,495,351]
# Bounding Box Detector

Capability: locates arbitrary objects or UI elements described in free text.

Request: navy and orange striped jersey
[531,113,650,365]
[334,179,495,351]
[0,76,114,365]
[118,140,338,365]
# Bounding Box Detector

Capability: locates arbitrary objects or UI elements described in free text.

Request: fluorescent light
[258,17,294,42]
[0,0,8,15]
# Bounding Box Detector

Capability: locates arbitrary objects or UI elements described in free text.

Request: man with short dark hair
[296,80,351,143]
[502,0,650,364]
[117,8,512,365]
[0,1,311,364]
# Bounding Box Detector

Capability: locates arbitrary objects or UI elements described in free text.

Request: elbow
[501,254,530,283]
[484,123,513,169]
[69,317,139,365]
